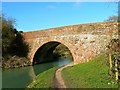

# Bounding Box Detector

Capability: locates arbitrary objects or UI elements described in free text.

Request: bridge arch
[32,41,74,65]
[22,22,118,65]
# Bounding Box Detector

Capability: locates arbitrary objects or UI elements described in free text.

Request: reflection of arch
[33,41,73,65]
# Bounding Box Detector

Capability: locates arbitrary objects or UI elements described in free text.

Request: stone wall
[22,22,118,64]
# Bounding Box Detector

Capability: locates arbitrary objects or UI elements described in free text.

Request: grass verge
[62,54,119,88]
[27,67,58,88]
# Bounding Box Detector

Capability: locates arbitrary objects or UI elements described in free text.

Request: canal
[2,59,73,88]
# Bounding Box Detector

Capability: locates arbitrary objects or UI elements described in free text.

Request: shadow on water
[33,58,72,75]
[2,41,74,88]
[2,58,73,88]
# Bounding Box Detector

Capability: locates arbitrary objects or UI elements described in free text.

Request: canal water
[2,59,73,88]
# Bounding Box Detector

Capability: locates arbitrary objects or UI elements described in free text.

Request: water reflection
[28,66,36,82]
[2,59,73,88]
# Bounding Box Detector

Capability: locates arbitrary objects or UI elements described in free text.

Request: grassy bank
[62,54,119,88]
[27,67,58,88]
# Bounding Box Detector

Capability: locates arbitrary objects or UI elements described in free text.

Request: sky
[2,2,118,32]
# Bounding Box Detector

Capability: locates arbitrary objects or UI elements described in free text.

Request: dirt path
[54,63,74,88]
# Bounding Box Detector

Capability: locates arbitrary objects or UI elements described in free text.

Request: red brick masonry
[22,22,118,64]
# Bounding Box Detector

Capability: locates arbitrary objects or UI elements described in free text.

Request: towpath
[54,62,74,88]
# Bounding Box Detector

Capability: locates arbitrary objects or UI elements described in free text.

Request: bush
[2,15,29,68]
[106,39,120,83]
[2,55,32,69]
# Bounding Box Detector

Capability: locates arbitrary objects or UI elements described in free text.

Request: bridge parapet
[23,22,118,39]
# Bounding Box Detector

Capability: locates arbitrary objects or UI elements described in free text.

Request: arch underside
[33,41,73,65]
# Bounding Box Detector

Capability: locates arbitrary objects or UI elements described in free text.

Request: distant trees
[104,16,118,22]
[53,44,73,60]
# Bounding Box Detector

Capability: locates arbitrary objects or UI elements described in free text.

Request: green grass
[62,54,118,88]
[27,67,58,88]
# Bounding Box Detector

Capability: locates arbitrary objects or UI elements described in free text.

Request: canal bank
[27,54,119,88]
[2,59,73,88]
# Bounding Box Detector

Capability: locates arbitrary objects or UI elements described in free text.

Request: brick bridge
[22,22,118,64]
